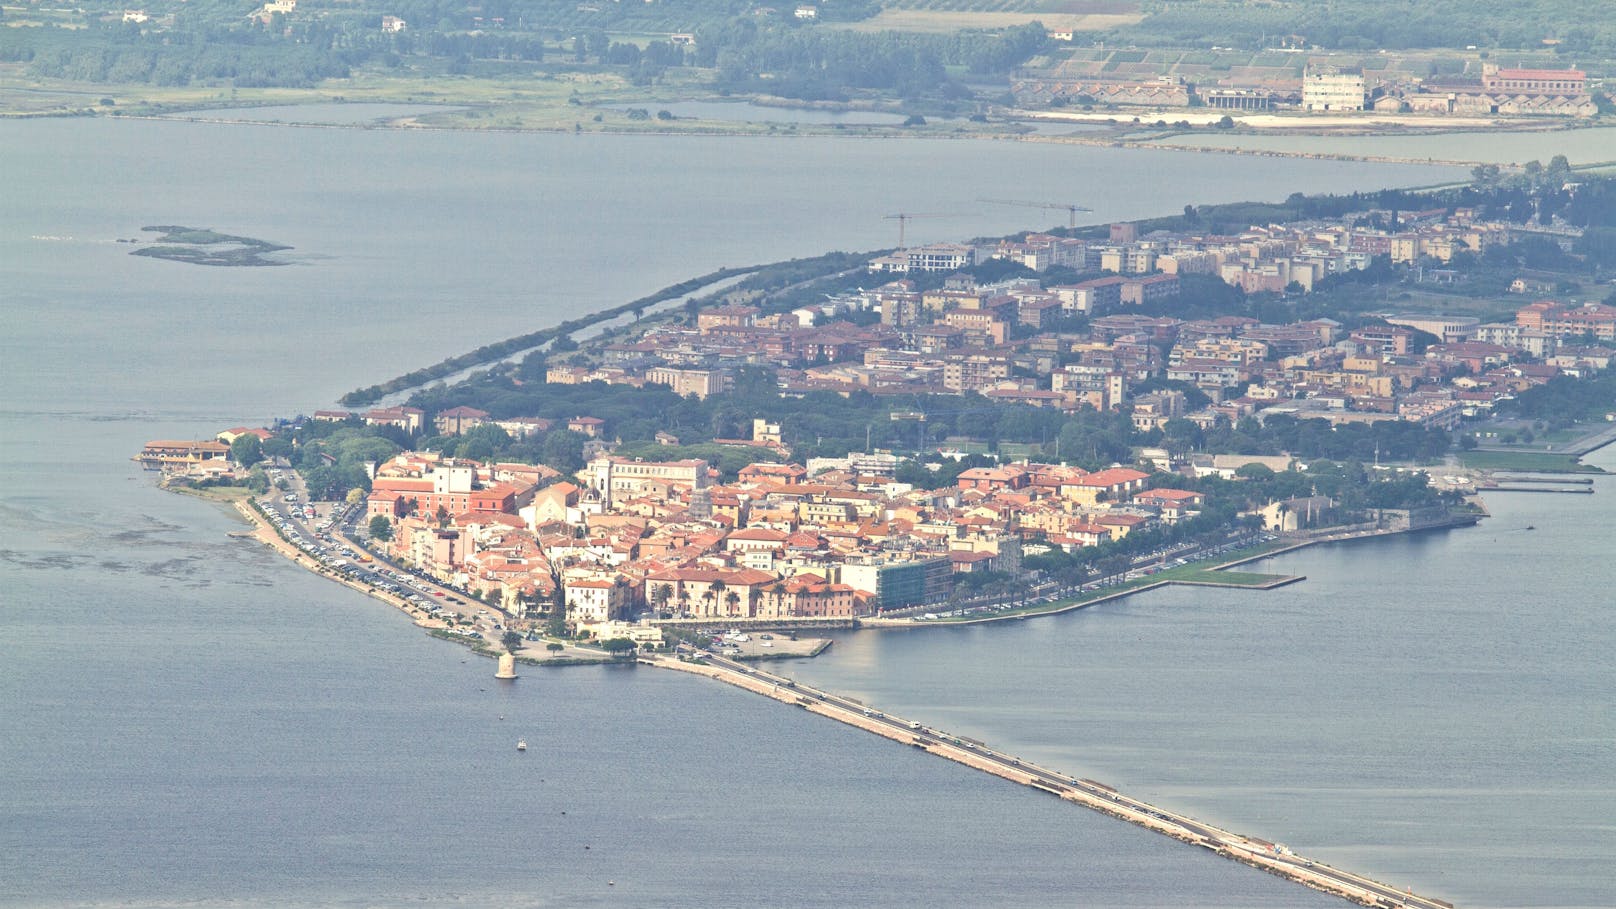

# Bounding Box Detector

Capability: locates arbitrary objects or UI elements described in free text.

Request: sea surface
[0,116,1605,907]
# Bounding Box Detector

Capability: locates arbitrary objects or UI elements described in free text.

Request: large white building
[586,456,709,507]
[1303,68,1365,111]
[868,243,978,274]
[564,576,632,623]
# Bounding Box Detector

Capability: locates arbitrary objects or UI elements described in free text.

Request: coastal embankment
[650,651,1456,909]
[224,492,619,665]
[861,568,1304,629]
[867,512,1479,630]
[229,497,439,628]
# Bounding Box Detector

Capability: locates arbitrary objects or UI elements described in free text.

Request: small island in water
[131,225,292,266]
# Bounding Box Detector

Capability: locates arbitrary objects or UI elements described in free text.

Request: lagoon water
[0,116,1605,907]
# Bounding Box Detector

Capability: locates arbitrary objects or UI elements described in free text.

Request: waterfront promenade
[652,649,1457,909]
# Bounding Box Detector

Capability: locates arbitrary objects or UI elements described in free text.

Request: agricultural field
[874,0,1139,12]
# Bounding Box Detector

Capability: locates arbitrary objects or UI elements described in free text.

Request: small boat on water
[517,739,528,751]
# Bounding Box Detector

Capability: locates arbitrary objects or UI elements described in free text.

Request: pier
[651,650,1456,909]
[1482,474,1595,494]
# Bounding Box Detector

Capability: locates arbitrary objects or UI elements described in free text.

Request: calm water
[1142,125,1616,166]
[1,117,1599,907]
[785,442,1616,909]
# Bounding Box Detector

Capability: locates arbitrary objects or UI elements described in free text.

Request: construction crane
[882,212,951,249]
[979,197,1094,228]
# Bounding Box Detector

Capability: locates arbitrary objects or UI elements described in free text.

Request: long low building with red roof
[138,439,231,470]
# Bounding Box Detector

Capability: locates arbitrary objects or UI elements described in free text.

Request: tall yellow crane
[882,212,952,249]
[979,197,1094,228]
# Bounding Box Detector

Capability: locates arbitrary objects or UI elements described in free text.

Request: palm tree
[708,579,727,619]
[724,590,741,617]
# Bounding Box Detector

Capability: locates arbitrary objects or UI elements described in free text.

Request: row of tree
[7,30,354,87]
[695,21,1050,100]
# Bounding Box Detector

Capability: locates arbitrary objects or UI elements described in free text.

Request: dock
[1485,484,1594,494]
[650,651,1456,909]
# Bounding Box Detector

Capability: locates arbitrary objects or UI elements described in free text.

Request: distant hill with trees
[5,0,1606,97]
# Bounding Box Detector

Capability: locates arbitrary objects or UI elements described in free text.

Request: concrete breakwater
[651,652,1455,909]
[862,571,1306,630]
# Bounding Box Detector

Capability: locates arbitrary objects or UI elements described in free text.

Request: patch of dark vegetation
[131,225,293,267]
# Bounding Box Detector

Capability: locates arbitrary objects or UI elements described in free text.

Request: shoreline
[209,471,1487,646]
[14,101,1607,168]
[215,489,617,666]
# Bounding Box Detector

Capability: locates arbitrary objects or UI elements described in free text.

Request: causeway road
[652,649,1455,909]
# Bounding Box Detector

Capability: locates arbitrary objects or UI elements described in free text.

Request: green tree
[542,430,588,472]
[231,433,264,467]
[501,630,524,653]
[600,637,637,656]
[261,436,294,461]
[245,467,270,494]
[1235,463,1276,480]
[546,641,564,654]
[368,515,393,541]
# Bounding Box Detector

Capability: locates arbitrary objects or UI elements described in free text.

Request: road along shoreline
[650,652,1456,909]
